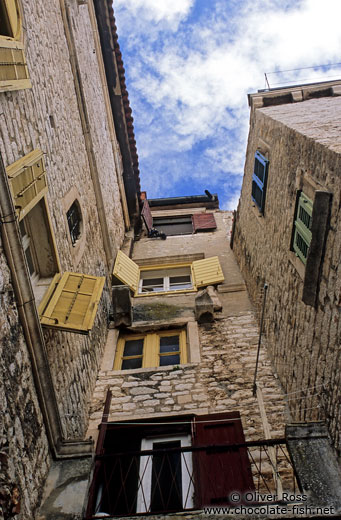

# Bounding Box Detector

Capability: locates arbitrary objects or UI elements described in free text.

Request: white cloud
[114,0,341,203]
[114,0,194,25]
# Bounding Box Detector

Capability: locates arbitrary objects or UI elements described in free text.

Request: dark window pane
[151,441,182,512]
[160,354,180,366]
[153,221,193,236]
[122,357,143,370]
[142,278,164,292]
[67,201,81,245]
[25,246,35,276]
[169,275,192,290]
[123,339,144,356]
[160,336,180,353]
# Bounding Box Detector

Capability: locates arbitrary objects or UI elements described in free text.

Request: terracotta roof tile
[106,0,141,196]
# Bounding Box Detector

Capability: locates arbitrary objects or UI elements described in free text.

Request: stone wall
[233,95,341,452]
[0,0,128,516]
[0,244,49,519]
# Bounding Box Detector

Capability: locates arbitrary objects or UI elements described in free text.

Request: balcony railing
[86,438,298,519]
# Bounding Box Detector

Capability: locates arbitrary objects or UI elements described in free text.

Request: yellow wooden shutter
[39,272,105,334]
[4,0,21,39]
[192,256,224,288]
[7,150,47,221]
[112,250,140,293]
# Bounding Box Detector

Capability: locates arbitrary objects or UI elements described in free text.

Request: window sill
[107,363,197,376]
[134,288,197,297]
[251,203,265,223]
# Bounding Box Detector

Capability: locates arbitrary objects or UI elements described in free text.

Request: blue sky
[113,0,341,209]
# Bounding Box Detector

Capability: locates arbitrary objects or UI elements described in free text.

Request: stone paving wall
[233,94,341,452]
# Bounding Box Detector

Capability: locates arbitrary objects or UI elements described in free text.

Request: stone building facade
[233,80,341,452]
[84,196,294,518]
[0,1,140,518]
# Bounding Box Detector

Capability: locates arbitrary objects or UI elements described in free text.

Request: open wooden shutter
[251,151,268,213]
[4,0,21,39]
[39,272,105,334]
[192,213,217,233]
[141,199,153,232]
[293,191,313,265]
[112,250,140,293]
[192,256,224,287]
[193,412,254,507]
[7,150,47,221]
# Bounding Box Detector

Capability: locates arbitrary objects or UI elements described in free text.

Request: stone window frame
[101,320,201,374]
[62,186,87,267]
[289,173,332,307]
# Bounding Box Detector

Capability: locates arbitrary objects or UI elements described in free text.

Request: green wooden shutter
[7,150,47,220]
[293,192,313,264]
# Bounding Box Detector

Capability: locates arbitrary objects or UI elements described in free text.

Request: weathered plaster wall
[233,95,341,451]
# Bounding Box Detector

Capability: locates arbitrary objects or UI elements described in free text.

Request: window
[292,191,312,265]
[67,200,82,246]
[7,150,105,333]
[86,412,254,517]
[0,0,31,92]
[139,266,192,293]
[114,330,187,370]
[112,250,224,296]
[251,151,268,213]
[153,216,193,236]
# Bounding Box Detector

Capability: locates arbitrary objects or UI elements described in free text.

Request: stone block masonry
[88,312,288,444]
[233,94,341,452]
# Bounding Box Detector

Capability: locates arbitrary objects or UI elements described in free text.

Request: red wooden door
[193,412,254,506]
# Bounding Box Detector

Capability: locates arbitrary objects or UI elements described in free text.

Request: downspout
[0,153,93,458]
[59,0,113,269]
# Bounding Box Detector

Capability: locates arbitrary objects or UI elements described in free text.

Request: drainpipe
[0,154,93,458]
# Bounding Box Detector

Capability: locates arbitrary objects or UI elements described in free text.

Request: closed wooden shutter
[293,191,313,265]
[112,250,140,292]
[7,150,47,221]
[193,412,254,507]
[141,199,153,231]
[192,256,224,287]
[39,272,105,334]
[192,213,217,232]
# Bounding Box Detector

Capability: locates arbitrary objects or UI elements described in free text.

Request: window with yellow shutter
[7,151,106,333]
[112,251,224,296]
[113,330,187,370]
[0,0,31,92]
